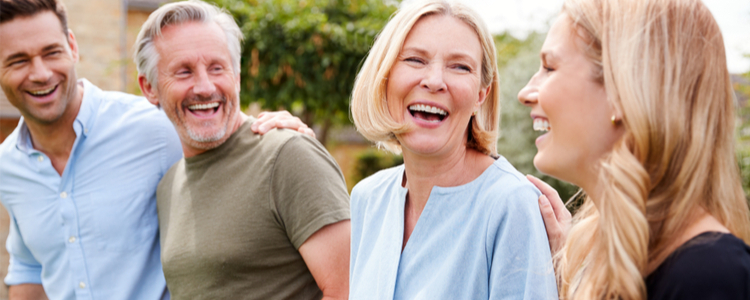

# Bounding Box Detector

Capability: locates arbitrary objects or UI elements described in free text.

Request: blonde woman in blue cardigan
[348,1,558,299]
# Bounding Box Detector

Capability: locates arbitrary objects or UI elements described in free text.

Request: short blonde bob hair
[350,0,500,155]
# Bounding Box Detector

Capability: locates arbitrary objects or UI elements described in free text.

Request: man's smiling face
[144,21,242,156]
[0,11,79,125]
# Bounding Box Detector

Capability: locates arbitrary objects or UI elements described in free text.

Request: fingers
[539,194,566,255]
[298,127,316,139]
[526,175,570,223]
[526,174,559,198]
[251,111,308,135]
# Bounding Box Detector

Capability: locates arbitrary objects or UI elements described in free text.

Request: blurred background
[0,0,748,298]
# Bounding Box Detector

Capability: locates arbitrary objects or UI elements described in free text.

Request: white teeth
[188,102,220,110]
[28,86,56,96]
[408,104,447,116]
[533,118,550,132]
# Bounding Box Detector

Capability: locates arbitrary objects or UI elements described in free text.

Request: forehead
[154,21,231,66]
[403,14,482,59]
[541,15,582,60]
[0,11,67,58]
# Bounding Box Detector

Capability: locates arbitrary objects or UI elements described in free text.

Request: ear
[138,75,159,106]
[476,85,491,110]
[67,30,79,63]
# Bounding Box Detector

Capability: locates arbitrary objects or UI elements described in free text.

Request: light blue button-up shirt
[350,158,559,300]
[0,79,183,300]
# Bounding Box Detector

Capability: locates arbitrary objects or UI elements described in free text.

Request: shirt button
[37,156,43,162]
[60,192,68,198]
[68,236,76,243]
[84,128,89,134]
[79,282,86,289]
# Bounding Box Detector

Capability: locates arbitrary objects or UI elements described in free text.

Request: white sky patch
[401,0,750,73]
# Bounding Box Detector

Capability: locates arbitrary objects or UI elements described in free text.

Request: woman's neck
[646,207,729,273]
[401,146,493,211]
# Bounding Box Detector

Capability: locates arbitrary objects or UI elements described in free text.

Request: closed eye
[404,57,425,64]
[452,64,472,72]
[7,59,28,67]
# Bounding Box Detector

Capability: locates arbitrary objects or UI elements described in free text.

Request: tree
[209,0,397,144]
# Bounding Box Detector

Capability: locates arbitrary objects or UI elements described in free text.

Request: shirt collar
[14,78,99,154]
[75,78,99,138]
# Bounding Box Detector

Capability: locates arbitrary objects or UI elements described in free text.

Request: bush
[352,149,403,184]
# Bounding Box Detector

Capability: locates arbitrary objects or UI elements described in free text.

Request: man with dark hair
[0,1,309,299]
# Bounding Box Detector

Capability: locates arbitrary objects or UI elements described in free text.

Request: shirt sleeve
[486,184,558,300]
[158,112,184,174]
[4,211,43,286]
[270,135,351,249]
[349,183,366,281]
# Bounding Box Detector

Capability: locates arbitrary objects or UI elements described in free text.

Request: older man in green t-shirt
[134,1,351,299]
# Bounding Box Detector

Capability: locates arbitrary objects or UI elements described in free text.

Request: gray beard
[186,120,228,144]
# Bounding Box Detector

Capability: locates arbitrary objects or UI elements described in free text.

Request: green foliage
[352,149,403,184]
[209,0,397,142]
[494,32,581,203]
[736,54,750,201]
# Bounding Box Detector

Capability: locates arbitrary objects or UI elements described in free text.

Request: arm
[4,213,46,300]
[9,284,47,300]
[250,111,316,139]
[526,175,571,255]
[269,135,351,299]
[488,187,558,300]
[298,220,351,300]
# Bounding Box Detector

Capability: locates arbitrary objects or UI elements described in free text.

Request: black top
[646,232,750,299]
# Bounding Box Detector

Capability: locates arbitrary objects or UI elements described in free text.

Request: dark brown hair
[0,0,68,35]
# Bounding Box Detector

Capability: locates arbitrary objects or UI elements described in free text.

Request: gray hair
[133,0,243,86]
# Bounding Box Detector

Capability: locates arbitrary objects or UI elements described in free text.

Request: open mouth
[26,85,58,97]
[186,102,220,117]
[533,118,550,132]
[408,104,448,123]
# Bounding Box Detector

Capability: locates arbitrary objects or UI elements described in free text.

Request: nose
[518,76,539,107]
[192,69,216,97]
[28,57,53,83]
[420,65,447,93]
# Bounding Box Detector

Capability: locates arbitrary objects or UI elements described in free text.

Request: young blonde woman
[348,0,557,298]
[518,0,750,298]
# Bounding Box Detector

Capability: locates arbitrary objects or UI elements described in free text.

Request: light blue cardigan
[349,157,558,300]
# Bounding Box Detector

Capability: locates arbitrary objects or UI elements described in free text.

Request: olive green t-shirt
[156,119,350,300]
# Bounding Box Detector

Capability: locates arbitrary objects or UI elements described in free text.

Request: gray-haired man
[135,1,351,299]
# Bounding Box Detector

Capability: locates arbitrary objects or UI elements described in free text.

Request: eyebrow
[540,51,557,64]
[4,43,65,64]
[400,46,480,65]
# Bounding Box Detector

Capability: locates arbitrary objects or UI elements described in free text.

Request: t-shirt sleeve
[486,183,558,300]
[270,135,351,249]
[4,211,43,285]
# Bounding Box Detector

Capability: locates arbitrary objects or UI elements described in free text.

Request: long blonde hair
[350,0,500,155]
[557,0,750,299]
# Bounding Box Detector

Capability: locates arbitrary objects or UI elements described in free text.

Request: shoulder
[351,164,403,199]
[647,232,750,299]
[238,123,313,158]
[94,90,166,122]
[0,126,20,158]
[83,84,172,136]
[478,157,541,210]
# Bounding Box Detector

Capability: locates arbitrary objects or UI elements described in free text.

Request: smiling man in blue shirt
[0,1,180,298]
[0,1,309,299]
